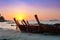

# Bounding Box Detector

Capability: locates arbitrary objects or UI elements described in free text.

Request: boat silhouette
[13,14,60,35]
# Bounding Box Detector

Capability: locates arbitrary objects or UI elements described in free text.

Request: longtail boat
[13,14,60,34]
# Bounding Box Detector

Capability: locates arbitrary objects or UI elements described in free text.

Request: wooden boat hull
[13,14,60,35]
[16,24,60,34]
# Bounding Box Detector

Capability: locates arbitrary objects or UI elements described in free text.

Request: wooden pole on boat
[13,18,20,30]
[21,21,25,25]
[34,14,44,33]
[22,19,27,25]
[26,21,30,26]
[34,14,40,25]
[13,18,20,25]
[34,14,40,32]
[21,20,30,25]
[22,19,29,32]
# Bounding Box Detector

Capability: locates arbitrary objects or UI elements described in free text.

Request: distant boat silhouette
[0,14,5,22]
[49,20,60,21]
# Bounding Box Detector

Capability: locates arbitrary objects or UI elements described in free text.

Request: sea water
[0,21,60,40]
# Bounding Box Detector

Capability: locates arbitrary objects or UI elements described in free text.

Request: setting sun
[14,14,26,21]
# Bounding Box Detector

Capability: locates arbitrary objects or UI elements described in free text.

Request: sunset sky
[0,0,60,20]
